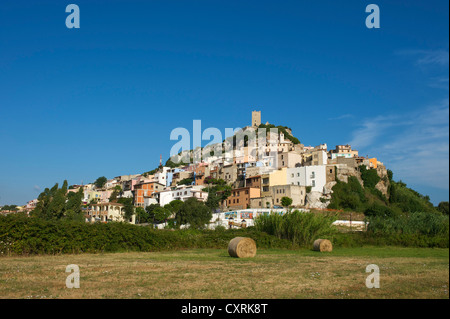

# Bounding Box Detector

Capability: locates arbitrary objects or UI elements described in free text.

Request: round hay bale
[228,237,257,258]
[313,239,333,252]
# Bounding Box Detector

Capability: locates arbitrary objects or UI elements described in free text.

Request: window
[237,199,239,203]
[291,174,294,178]
[312,180,316,187]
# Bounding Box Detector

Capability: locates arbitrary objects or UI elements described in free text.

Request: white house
[86,202,136,224]
[153,167,171,186]
[152,185,209,207]
[287,165,327,193]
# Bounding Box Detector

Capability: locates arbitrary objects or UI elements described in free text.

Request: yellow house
[269,168,287,186]
[261,168,287,197]
[86,191,102,203]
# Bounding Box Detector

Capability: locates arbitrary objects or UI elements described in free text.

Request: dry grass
[0,247,448,299]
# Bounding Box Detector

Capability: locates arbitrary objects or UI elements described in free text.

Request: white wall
[287,165,327,193]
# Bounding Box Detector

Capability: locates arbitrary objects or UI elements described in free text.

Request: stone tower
[252,110,261,127]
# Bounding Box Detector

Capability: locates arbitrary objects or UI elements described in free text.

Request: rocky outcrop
[323,181,337,195]
[306,191,330,209]
[375,165,390,199]
[335,164,363,186]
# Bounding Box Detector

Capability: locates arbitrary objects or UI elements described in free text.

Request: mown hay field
[0,247,448,299]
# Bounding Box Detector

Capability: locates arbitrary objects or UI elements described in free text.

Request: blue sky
[0,0,448,205]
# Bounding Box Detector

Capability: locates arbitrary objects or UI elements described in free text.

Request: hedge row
[333,232,449,248]
[0,215,294,255]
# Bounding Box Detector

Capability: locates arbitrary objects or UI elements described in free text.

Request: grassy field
[0,247,448,299]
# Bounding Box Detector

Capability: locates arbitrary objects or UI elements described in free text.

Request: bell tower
[252,110,261,127]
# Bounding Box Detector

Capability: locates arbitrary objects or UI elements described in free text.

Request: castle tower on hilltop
[252,110,261,127]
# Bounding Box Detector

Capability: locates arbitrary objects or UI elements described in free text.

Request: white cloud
[396,49,449,66]
[328,114,354,121]
[429,76,449,90]
[349,99,449,191]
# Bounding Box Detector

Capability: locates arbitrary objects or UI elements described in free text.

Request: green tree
[135,206,148,223]
[109,185,122,202]
[1,205,18,212]
[164,200,184,215]
[65,187,84,221]
[178,178,193,186]
[117,197,134,222]
[437,202,449,215]
[153,206,171,223]
[32,180,84,221]
[281,196,293,208]
[175,197,212,229]
[94,176,107,189]
[145,203,161,223]
[205,190,221,211]
[387,169,394,181]
[328,177,366,212]
[359,165,380,189]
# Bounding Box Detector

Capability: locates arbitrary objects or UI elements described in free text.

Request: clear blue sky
[0,0,448,205]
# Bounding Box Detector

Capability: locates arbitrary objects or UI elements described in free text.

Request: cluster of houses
[14,111,385,225]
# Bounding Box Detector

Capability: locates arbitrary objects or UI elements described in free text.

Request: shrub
[328,176,366,212]
[359,165,380,189]
[367,211,449,237]
[254,211,337,247]
[0,214,294,256]
[364,202,399,218]
[437,202,449,215]
[389,181,437,214]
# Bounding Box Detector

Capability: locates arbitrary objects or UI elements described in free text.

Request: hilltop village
[17,111,389,224]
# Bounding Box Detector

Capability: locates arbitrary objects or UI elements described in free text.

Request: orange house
[194,165,209,186]
[225,187,261,210]
[369,158,378,169]
[133,182,165,207]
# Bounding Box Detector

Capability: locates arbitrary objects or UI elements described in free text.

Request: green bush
[359,165,380,189]
[328,210,450,249]
[367,211,449,237]
[0,214,294,256]
[333,232,449,248]
[254,211,337,247]
[364,202,399,218]
[328,176,366,212]
[389,181,437,214]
